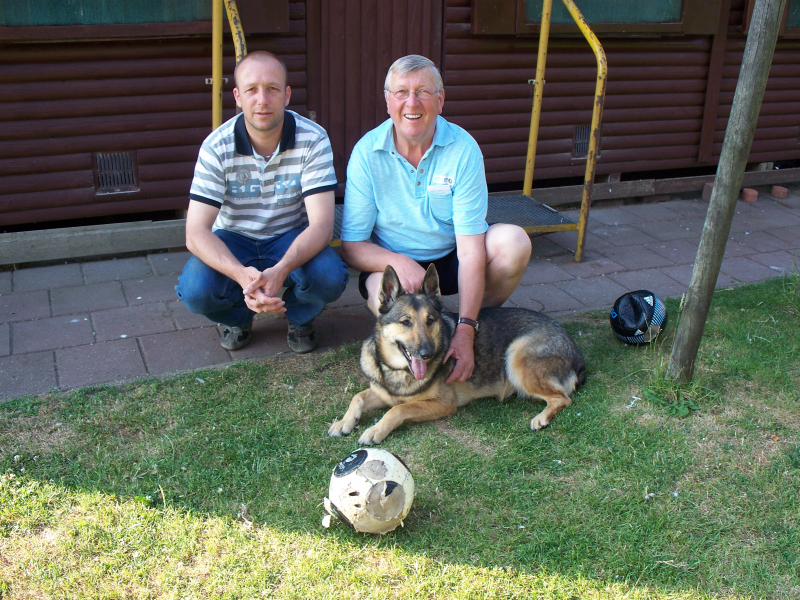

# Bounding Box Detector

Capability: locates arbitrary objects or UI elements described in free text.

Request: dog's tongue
[410,357,427,380]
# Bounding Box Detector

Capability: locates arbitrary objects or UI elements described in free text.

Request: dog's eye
[426,316,435,326]
[401,319,412,327]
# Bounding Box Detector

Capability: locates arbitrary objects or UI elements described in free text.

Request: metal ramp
[331,196,576,246]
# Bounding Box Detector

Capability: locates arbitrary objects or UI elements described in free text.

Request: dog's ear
[420,263,442,305]
[378,265,404,314]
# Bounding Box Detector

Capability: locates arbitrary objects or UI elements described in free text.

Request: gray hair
[384,55,443,92]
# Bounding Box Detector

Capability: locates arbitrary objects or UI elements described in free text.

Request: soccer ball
[323,448,414,535]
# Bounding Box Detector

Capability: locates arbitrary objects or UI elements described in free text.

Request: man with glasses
[340,54,532,383]
[176,51,348,353]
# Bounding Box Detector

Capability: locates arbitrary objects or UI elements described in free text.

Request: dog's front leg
[328,387,389,438]
[358,399,456,445]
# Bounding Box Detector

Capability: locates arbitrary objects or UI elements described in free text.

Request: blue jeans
[175,227,349,330]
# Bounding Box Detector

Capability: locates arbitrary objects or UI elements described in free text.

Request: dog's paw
[328,418,356,437]
[530,413,551,431]
[357,425,386,446]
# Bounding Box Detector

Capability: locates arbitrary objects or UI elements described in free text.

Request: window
[472,0,722,36]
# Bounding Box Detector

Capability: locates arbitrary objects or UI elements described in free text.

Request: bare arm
[340,241,427,293]
[445,232,486,384]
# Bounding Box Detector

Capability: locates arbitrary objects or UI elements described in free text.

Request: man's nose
[406,92,422,107]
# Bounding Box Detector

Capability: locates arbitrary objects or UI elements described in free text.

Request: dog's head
[376,264,444,381]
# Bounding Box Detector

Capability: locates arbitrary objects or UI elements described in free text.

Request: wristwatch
[457,317,480,332]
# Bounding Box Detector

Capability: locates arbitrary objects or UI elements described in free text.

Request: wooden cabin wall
[442,0,800,185]
[0,1,308,228]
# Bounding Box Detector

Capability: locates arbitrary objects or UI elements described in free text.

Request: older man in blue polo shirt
[340,55,532,383]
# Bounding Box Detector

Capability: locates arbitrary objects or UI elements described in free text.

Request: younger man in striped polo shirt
[176,51,348,353]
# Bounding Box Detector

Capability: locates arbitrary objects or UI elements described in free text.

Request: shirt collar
[234,110,297,156]
[373,115,454,153]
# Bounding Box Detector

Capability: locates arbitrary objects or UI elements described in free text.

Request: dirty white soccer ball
[323,448,414,535]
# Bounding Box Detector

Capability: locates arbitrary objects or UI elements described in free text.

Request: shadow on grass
[2,277,799,598]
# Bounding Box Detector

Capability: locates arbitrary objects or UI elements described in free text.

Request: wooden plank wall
[0,1,307,228]
[443,0,800,185]
[307,0,443,182]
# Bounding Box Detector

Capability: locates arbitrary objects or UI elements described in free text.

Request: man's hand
[444,325,475,384]
[391,254,428,293]
[241,265,287,314]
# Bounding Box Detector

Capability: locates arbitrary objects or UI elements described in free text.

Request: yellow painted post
[561,0,606,263]
[224,0,247,66]
[212,0,223,130]
[522,0,553,197]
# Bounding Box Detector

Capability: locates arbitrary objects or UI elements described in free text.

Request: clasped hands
[240,265,288,314]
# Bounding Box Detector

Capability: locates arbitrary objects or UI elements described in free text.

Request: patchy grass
[1,276,799,599]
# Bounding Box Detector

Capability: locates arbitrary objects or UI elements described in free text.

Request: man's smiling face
[385,68,444,148]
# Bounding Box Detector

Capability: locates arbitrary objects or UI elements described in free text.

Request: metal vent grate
[94,151,139,194]
[573,125,591,158]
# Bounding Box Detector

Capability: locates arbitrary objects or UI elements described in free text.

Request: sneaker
[287,323,317,354]
[220,323,252,350]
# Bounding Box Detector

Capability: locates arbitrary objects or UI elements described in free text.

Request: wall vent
[94,151,139,194]
[572,125,591,159]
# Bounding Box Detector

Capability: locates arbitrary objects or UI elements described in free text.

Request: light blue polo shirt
[341,116,488,261]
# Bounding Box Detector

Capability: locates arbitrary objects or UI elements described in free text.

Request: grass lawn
[1,276,799,599]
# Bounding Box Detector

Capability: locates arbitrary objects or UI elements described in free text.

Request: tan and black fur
[328,264,586,445]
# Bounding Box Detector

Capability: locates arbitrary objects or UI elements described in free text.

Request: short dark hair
[234,51,288,89]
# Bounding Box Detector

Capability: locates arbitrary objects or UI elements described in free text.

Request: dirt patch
[434,421,495,457]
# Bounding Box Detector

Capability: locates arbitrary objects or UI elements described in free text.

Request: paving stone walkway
[2,190,799,401]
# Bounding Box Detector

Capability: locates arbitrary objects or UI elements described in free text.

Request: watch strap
[457,317,479,331]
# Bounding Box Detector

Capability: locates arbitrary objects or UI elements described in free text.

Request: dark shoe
[220,323,252,350]
[287,323,317,354]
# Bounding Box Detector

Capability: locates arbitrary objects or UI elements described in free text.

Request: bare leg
[483,224,532,307]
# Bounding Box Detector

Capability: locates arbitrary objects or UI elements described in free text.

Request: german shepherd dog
[328,264,586,445]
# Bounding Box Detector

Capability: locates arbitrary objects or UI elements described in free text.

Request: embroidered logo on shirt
[236,168,251,185]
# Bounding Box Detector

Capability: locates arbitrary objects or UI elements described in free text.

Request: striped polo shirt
[189,110,338,240]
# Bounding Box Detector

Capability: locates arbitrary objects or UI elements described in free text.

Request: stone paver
[82,257,152,284]
[529,236,570,258]
[0,351,57,401]
[645,239,701,265]
[730,230,791,254]
[167,300,217,330]
[123,274,181,305]
[596,245,674,270]
[0,271,11,295]
[0,290,50,323]
[544,230,612,251]
[326,306,375,346]
[139,328,231,375]
[519,260,573,285]
[591,225,658,246]
[632,219,701,242]
[658,264,738,289]
[148,251,192,276]
[549,252,625,278]
[764,225,800,247]
[12,263,83,292]
[57,338,147,389]
[746,250,798,276]
[0,323,8,356]
[11,314,94,354]
[51,281,127,316]
[622,203,681,221]
[588,206,645,226]
[720,256,784,283]
[555,275,629,310]
[607,268,687,300]
[92,302,176,342]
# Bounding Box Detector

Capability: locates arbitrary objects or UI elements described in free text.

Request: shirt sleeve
[188,140,225,208]
[341,140,378,242]
[451,137,488,236]
[300,132,338,198]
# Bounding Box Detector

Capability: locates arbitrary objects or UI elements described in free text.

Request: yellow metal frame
[211,0,248,130]
[522,0,607,262]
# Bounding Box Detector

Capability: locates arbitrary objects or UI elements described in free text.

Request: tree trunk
[667,0,787,382]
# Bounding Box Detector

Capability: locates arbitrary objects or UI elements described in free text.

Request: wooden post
[667,0,786,382]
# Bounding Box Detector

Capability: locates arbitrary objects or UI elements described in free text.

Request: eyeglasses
[385,88,439,100]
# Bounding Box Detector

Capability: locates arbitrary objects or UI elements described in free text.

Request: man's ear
[284,85,292,107]
[233,87,242,108]
[420,264,442,305]
[378,265,404,314]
